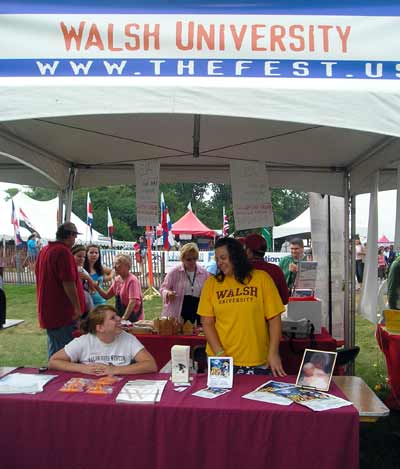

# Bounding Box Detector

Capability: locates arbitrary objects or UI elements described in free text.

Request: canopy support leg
[64,167,77,222]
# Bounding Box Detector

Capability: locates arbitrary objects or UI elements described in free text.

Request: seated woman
[160,243,209,324]
[94,254,144,322]
[48,305,157,375]
[198,237,286,376]
[84,244,113,306]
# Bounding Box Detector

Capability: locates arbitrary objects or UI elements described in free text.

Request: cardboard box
[286,298,322,334]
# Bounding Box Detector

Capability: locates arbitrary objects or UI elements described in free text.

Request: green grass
[0,285,163,367]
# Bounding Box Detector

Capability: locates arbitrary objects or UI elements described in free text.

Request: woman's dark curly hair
[84,244,104,276]
[215,237,253,284]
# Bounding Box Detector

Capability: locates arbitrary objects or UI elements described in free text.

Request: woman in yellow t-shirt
[198,237,286,377]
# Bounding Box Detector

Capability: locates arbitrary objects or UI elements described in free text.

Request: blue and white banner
[1,7,400,79]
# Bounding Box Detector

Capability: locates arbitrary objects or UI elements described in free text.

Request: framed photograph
[207,357,233,389]
[296,349,337,392]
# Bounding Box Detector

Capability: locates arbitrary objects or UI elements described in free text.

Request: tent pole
[343,173,351,349]
[327,195,332,335]
[64,167,77,222]
[57,191,64,225]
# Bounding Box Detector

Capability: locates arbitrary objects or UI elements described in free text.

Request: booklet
[0,372,57,394]
[116,379,168,404]
[207,357,233,389]
[192,387,231,399]
[193,356,233,399]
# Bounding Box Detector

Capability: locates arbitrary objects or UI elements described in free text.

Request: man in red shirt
[36,222,83,358]
[244,233,289,305]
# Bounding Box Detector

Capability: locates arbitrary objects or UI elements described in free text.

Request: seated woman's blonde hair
[80,304,117,334]
[180,242,199,261]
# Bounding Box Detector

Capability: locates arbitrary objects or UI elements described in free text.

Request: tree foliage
[26,184,308,241]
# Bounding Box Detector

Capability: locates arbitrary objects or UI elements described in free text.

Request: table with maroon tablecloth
[135,327,337,373]
[376,324,400,409]
[0,369,358,469]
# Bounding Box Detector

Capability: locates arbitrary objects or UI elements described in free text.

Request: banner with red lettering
[1,1,400,80]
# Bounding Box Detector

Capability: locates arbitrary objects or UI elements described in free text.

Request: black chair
[335,346,360,373]
[192,345,207,374]
[0,289,6,328]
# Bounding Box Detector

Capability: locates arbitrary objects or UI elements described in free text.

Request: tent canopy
[156,210,216,238]
[172,210,216,238]
[0,1,400,197]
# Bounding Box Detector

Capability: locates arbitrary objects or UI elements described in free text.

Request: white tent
[273,190,397,241]
[0,192,106,243]
[1,1,400,348]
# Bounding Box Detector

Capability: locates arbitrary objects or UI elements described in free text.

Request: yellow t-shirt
[197,269,284,366]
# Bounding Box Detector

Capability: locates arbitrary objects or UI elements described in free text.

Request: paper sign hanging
[230,160,274,230]
[135,160,160,227]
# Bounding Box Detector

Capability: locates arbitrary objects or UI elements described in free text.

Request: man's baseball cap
[245,233,267,255]
[62,222,82,235]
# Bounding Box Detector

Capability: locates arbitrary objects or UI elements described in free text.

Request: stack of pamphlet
[0,373,57,394]
[116,379,168,404]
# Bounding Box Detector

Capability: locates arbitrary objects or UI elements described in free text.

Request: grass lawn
[1,285,400,468]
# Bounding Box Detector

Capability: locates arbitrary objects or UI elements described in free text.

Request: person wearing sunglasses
[160,242,209,325]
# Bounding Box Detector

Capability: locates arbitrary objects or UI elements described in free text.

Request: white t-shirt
[65,331,144,366]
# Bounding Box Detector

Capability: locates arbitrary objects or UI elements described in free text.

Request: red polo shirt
[36,241,84,329]
[250,258,290,305]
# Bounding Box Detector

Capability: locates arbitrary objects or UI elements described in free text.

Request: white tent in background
[0,192,135,247]
[273,208,312,241]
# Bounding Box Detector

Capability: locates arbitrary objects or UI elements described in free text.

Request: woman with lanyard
[94,254,144,322]
[160,243,209,325]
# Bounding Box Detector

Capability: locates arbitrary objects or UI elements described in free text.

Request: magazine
[116,379,168,404]
[243,380,352,411]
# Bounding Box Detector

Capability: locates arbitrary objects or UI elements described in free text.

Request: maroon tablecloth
[376,324,400,409]
[0,369,358,469]
[136,327,337,373]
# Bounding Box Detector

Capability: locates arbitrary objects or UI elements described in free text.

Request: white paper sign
[230,160,274,230]
[135,160,160,226]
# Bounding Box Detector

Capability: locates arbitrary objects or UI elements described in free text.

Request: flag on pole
[222,206,229,237]
[11,200,24,246]
[87,192,93,240]
[107,207,114,247]
[19,207,37,234]
[160,192,171,250]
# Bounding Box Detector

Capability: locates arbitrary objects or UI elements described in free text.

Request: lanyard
[185,267,197,295]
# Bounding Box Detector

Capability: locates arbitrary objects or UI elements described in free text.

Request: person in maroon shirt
[36,222,84,358]
[244,233,289,305]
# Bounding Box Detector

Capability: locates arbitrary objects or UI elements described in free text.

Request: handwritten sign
[230,160,274,230]
[135,160,160,226]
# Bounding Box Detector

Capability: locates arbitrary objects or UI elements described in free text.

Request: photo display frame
[296,349,337,392]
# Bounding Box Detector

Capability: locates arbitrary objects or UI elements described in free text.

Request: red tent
[378,234,392,244]
[156,210,216,238]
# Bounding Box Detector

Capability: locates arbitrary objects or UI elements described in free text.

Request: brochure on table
[116,379,168,404]
[242,349,351,411]
[0,372,57,394]
[192,356,233,399]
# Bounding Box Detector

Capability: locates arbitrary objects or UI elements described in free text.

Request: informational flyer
[230,160,274,230]
[207,357,233,389]
[135,159,160,227]
[295,261,318,290]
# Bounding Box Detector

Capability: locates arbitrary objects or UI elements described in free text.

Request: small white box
[286,299,322,334]
[171,345,190,384]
